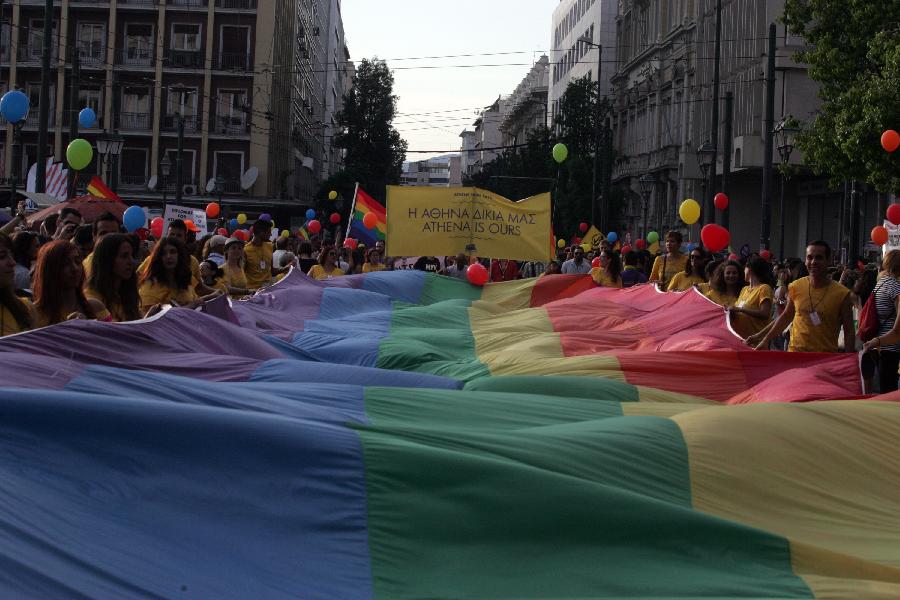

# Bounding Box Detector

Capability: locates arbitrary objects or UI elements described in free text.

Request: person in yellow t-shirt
[0,232,36,336]
[137,220,209,295]
[243,218,289,290]
[138,238,222,313]
[84,233,143,322]
[362,248,386,273]
[649,230,688,289]
[667,247,708,291]
[200,259,230,294]
[308,247,346,280]
[730,257,775,337]
[699,260,744,308]
[81,211,122,282]
[750,241,853,352]
[222,238,251,296]
[589,251,623,288]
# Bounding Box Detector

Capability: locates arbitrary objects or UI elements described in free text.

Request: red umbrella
[26,195,126,227]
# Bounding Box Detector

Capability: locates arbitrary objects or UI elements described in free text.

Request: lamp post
[696,140,715,223]
[95,131,125,192]
[159,154,171,205]
[578,35,604,230]
[214,174,225,206]
[774,116,800,261]
[639,173,657,241]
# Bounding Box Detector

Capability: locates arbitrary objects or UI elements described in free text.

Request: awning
[18,191,61,209]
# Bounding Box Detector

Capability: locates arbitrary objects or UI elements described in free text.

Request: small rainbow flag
[86,176,121,202]
[296,226,310,241]
[346,185,386,246]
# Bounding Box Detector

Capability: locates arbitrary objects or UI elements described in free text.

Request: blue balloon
[305,208,316,220]
[229,218,238,227]
[78,107,97,129]
[607,231,618,243]
[122,206,146,233]
[0,90,30,123]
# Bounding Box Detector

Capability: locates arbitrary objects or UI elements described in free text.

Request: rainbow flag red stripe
[348,186,386,245]
[86,176,121,201]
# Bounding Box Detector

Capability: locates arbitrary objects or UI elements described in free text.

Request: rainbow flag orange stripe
[86,176,121,201]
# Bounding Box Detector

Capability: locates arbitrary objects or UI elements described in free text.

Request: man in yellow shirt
[749,241,853,352]
[649,231,688,289]
[81,211,122,280]
[243,217,289,290]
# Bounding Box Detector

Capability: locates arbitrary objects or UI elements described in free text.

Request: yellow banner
[582,225,604,249]
[386,187,552,261]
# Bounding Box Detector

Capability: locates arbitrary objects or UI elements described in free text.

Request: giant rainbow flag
[1,271,898,598]
[347,185,386,246]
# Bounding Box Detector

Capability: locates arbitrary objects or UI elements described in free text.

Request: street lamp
[696,140,715,223]
[96,131,125,192]
[639,173,657,240]
[214,174,225,206]
[159,154,172,205]
[578,34,604,230]
[774,116,800,260]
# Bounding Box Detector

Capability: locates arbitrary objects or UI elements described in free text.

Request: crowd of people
[3,203,898,391]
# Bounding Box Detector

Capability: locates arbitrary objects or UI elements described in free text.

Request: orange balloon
[882,130,900,153]
[206,202,221,218]
[362,212,378,229]
[872,225,889,246]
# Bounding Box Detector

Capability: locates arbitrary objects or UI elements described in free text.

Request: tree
[783,0,900,193]
[330,58,408,203]
[465,76,617,238]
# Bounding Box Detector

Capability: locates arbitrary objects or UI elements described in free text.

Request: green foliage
[332,58,408,203]
[465,76,618,237]
[783,0,900,193]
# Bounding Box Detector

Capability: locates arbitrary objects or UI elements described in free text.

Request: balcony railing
[16,44,57,63]
[161,114,200,133]
[167,0,206,7]
[213,53,252,71]
[165,49,204,68]
[119,174,148,189]
[118,112,152,130]
[215,0,256,7]
[23,112,55,127]
[117,47,154,67]
[217,178,241,193]
[78,45,106,67]
[213,116,249,135]
[118,0,157,6]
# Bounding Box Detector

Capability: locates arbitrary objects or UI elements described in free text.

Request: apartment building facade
[0,0,345,212]
[499,55,549,148]
[400,154,460,187]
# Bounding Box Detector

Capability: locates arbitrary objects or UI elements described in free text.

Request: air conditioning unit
[183,184,196,196]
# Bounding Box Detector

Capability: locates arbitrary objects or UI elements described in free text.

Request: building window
[218,25,250,69]
[213,151,244,191]
[119,147,148,188]
[172,23,201,51]
[77,23,105,65]
[78,88,102,121]
[163,148,197,185]
[124,23,153,66]
[215,89,248,134]
[120,86,151,129]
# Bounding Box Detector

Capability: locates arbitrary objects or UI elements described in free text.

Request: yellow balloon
[237,213,247,225]
[280,229,289,238]
[328,190,338,200]
[557,238,566,249]
[679,199,701,225]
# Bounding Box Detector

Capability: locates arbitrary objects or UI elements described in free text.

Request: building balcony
[215,0,257,8]
[118,112,153,131]
[116,48,155,67]
[217,178,242,193]
[118,0,158,7]
[212,53,252,71]
[165,0,207,8]
[119,174,148,190]
[165,49,204,69]
[212,116,249,136]
[15,44,58,65]
[22,112,55,128]
[160,114,201,133]
[77,46,106,69]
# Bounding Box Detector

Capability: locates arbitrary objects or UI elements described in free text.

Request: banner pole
[345,182,360,241]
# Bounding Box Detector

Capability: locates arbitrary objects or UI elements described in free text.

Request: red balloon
[150,217,164,238]
[362,212,378,229]
[872,225,889,246]
[635,238,647,250]
[579,222,588,233]
[760,249,773,261]
[591,257,601,268]
[466,262,489,286]
[329,212,341,225]
[573,237,582,245]
[728,253,740,261]
[232,229,249,242]
[307,219,322,234]
[206,202,221,218]
[887,204,900,226]
[134,227,149,241]
[620,244,632,255]
[882,130,900,153]
[700,223,730,253]
[714,193,729,210]
[217,227,228,236]
[343,238,358,250]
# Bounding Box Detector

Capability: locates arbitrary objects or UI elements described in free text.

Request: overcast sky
[342,0,557,159]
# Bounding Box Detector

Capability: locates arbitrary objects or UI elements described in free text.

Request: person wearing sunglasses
[667,248,708,291]
[308,247,345,280]
[748,241,853,352]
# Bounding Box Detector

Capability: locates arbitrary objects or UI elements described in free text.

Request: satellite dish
[240,166,259,190]
[148,175,158,191]
[205,178,216,193]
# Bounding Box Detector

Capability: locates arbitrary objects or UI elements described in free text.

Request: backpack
[858,279,890,342]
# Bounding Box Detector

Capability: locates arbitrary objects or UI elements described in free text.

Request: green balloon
[647,231,659,244]
[66,138,93,171]
[552,143,568,164]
